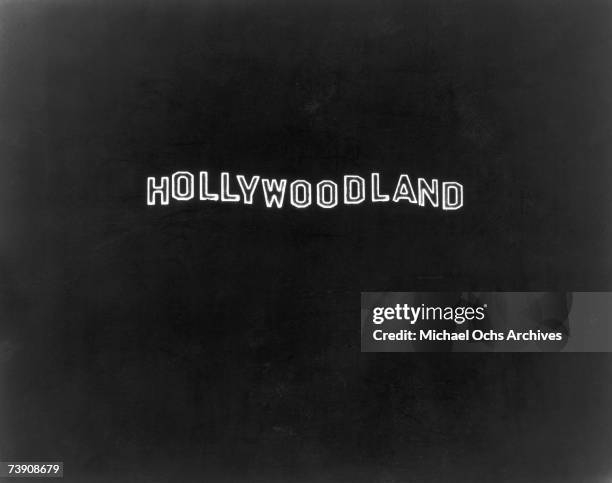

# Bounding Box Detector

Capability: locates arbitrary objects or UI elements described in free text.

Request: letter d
[443,182,463,210]
[344,175,365,204]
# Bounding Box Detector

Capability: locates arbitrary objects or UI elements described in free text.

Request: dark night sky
[1,0,612,481]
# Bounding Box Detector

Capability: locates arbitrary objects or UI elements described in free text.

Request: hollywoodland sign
[146,171,463,210]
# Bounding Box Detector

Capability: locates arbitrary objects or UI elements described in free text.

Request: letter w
[261,178,287,208]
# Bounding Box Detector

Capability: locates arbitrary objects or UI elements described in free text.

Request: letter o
[316,180,338,208]
[172,171,194,200]
[290,180,312,208]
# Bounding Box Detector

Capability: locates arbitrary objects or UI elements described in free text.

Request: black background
[1,0,612,481]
